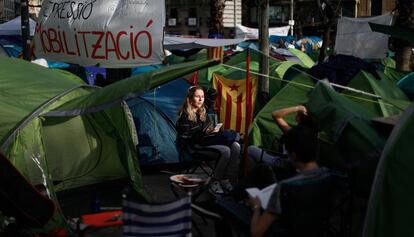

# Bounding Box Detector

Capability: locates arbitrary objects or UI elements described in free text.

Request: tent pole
[20,0,31,61]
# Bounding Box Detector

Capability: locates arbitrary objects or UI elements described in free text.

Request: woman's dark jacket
[176,112,211,146]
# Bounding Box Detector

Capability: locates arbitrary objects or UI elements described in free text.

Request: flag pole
[242,48,252,176]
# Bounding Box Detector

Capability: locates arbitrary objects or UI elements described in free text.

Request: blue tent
[127,78,191,165]
[397,72,414,99]
[132,65,164,76]
[0,35,22,57]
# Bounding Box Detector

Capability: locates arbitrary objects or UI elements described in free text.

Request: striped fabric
[207,46,224,63]
[212,73,257,134]
[123,197,192,237]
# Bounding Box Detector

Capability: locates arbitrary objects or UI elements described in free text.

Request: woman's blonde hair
[178,86,207,122]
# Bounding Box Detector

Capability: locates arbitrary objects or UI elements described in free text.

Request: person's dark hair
[284,126,318,163]
[298,113,318,132]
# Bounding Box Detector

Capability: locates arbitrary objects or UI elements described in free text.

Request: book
[245,183,277,209]
[214,123,223,130]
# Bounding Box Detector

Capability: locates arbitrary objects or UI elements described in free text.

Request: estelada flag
[212,73,257,134]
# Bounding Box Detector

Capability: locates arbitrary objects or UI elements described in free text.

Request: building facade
[356,0,396,17]
[165,0,241,37]
[0,0,15,22]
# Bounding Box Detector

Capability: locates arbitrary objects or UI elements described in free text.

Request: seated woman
[176,86,241,195]
[248,105,317,169]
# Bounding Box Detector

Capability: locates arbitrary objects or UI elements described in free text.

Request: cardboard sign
[34,0,165,68]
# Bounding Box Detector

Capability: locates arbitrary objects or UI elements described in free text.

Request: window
[269,5,289,24]
[269,6,282,22]
[168,8,178,26]
[187,7,197,26]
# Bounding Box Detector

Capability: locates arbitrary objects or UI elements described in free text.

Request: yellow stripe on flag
[212,73,257,133]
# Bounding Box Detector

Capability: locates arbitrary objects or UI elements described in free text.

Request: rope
[249,47,381,98]
[220,62,402,110]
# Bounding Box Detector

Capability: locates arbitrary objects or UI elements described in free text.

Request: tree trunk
[209,0,225,36]
[394,0,414,71]
[395,39,413,72]
[316,0,336,63]
[258,0,269,105]
[318,24,331,63]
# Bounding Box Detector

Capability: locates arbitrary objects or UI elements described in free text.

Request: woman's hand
[205,127,220,134]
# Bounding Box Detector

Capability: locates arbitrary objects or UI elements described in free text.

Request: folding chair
[177,136,221,177]
[123,196,192,237]
[78,196,192,237]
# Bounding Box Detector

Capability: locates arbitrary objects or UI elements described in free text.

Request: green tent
[287,48,315,68]
[307,82,387,162]
[343,70,409,117]
[0,56,216,231]
[196,49,280,87]
[363,102,414,237]
[250,72,314,149]
[249,77,388,170]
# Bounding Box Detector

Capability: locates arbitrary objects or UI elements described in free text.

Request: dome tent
[0,56,216,232]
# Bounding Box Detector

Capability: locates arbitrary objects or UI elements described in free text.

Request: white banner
[34,0,165,68]
[235,24,290,39]
[334,13,393,59]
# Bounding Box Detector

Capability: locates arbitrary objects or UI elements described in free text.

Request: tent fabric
[309,54,381,87]
[128,79,190,165]
[363,102,414,237]
[164,36,244,50]
[0,44,8,56]
[250,74,314,149]
[0,16,36,35]
[335,13,393,59]
[0,56,145,232]
[131,64,164,76]
[0,35,23,57]
[383,66,408,84]
[369,22,414,44]
[0,56,215,231]
[287,48,315,68]
[397,72,414,98]
[307,82,386,163]
[0,57,90,149]
[343,70,409,117]
[45,60,218,116]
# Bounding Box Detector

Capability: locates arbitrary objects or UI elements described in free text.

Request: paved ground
[59,167,368,237]
[62,169,219,237]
